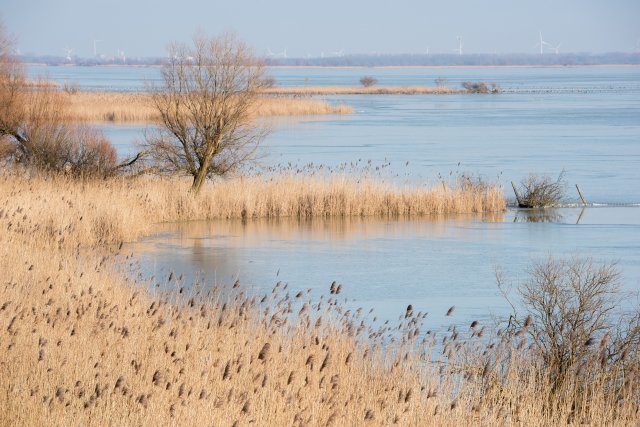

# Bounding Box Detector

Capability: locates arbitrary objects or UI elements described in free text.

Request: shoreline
[25,62,640,69]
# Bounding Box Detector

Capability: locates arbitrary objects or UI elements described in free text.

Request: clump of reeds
[0,171,505,248]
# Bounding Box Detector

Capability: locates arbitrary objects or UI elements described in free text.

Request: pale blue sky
[2,0,639,57]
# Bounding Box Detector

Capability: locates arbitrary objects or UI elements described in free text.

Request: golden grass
[64,91,353,123]
[0,173,504,248]
[0,176,637,425]
[263,86,462,95]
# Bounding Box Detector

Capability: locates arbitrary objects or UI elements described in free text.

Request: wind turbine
[116,49,126,63]
[63,47,73,62]
[266,47,287,58]
[93,39,102,57]
[535,31,551,55]
[551,43,561,54]
[454,36,463,55]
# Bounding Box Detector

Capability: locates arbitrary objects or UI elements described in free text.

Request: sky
[2,0,639,57]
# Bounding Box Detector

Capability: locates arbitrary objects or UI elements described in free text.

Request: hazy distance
[2,0,639,57]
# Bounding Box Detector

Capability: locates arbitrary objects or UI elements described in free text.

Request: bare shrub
[146,32,269,194]
[462,81,489,93]
[517,172,565,207]
[66,127,118,177]
[0,22,25,141]
[0,23,121,178]
[498,257,640,399]
[1,86,116,177]
[359,76,378,87]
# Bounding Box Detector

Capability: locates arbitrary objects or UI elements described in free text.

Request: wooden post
[442,181,447,192]
[511,181,523,207]
[576,207,585,225]
[575,184,587,205]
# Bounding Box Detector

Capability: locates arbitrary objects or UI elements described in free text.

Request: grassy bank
[65,91,353,123]
[0,173,504,247]
[1,185,637,425]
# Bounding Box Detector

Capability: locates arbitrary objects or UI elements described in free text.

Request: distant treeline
[22,52,640,67]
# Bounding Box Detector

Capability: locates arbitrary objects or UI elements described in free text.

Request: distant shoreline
[24,62,640,69]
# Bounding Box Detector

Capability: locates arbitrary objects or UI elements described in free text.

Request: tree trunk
[191,167,208,194]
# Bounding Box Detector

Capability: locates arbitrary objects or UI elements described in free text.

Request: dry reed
[1,224,637,425]
[64,91,353,123]
[0,173,504,248]
[0,174,637,425]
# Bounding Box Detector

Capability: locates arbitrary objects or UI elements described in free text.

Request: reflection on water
[126,207,640,330]
[513,209,566,223]
[512,207,593,224]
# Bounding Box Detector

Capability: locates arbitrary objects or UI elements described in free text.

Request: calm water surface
[126,207,640,328]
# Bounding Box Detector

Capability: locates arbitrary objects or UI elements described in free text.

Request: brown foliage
[0,23,119,178]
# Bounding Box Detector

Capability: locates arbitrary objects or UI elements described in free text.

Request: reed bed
[1,226,638,425]
[0,173,504,248]
[1,174,638,425]
[262,86,463,95]
[64,91,353,123]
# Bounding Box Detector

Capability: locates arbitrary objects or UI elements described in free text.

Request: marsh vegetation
[1,20,638,426]
[1,197,638,425]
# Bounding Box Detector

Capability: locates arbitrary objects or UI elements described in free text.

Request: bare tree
[0,19,26,146]
[146,33,269,194]
[497,257,640,392]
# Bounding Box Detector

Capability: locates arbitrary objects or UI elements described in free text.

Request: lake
[29,64,640,327]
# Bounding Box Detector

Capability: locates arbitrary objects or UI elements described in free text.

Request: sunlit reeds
[0,172,505,248]
[1,229,637,425]
[64,91,353,123]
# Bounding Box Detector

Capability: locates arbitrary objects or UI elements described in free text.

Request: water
[27,65,640,326]
[58,65,639,204]
[128,207,640,329]
[28,64,640,92]
[98,87,640,204]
